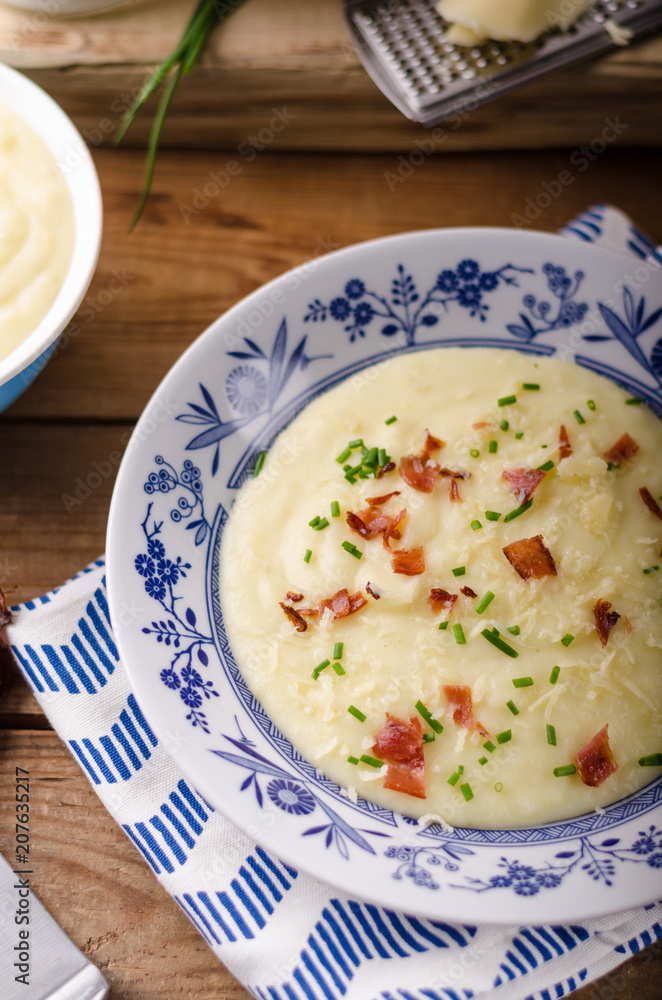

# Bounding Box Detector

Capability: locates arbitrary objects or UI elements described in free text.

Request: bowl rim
[0,62,103,388]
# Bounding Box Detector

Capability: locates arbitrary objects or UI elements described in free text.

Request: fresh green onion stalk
[116,0,247,229]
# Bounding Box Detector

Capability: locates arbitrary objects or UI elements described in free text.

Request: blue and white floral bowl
[107,228,662,925]
[0,64,102,412]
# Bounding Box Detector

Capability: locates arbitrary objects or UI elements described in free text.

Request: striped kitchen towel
[6,206,662,1000]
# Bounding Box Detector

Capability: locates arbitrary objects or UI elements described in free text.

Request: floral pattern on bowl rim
[107,228,662,926]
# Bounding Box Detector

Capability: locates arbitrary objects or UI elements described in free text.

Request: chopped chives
[515,431,524,439]
[485,510,501,521]
[314,518,330,531]
[452,566,466,577]
[492,627,500,636]
[448,770,461,786]
[553,764,577,777]
[342,541,362,559]
[475,590,495,614]
[549,665,560,684]
[347,464,362,477]
[478,756,488,766]
[498,394,517,407]
[512,676,533,688]
[345,473,357,484]
[253,451,266,477]
[573,410,585,425]
[494,782,503,792]
[481,629,519,658]
[483,740,496,753]
[365,446,378,465]
[470,448,480,458]
[438,621,449,630]
[503,499,533,522]
[643,566,659,575]
[561,633,575,647]
[460,782,474,801]
[415,700,444,734]
[333,641,344,660]
[458,765,464,774]
[385,415,397,425]
[304,549,312,563]
[349,438,363,448]
[488,440,498,454]
[506,700,520,716]
[360,754,384,768]
[500,419,509,431]
[330,500,340,518]
[639,753,662,767]
[360,447,368,458]
[423,732,436,744]
[348,705,366,722]
[522,383,540,390]
[625,397,643,405]
[496,729,512,744]
[347,755,359,765]
[336,447,352,463]
[546,724,557,746]
[312,659,330,679]
[452,623,466,644]
[378,448,387,467]
[471,519,482,531]
[587,400,596,410]
[507,625,520,635]
[537,459,555,472]
[332,662,345,676]
[309,516,320,527]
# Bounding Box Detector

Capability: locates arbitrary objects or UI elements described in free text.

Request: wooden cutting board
[0,0,661,151]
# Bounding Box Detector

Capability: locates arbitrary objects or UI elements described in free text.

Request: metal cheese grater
[344,0,662,125]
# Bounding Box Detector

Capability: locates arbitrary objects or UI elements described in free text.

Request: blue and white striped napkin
[7,207,662,1000]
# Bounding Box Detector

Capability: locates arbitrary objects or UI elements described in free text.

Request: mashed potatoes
[0,102,75,364]
[221,349,662,828]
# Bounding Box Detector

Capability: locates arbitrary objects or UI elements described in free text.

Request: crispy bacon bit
[439,467,470,480]
[502,467,546,504]
[399,454,441,493]
[423,431,444,457]
[449,478,460,502]
[366,582,381,600]
[575,724,618,787]
[0,587,14,703]
[286,591,304,603]
[346,509,389,540]
[298,608,319,617]
[594,599,621,648]
[472,421,491,430]
[428,589,458,615]
[279,603,307,632]
[559,424,572,461]
[639,487,662,522]
[372,714,426,799]
[318,588,367,620]
[460,586,477,598]
[391,547,425,576]
[377,461,396,478]
[365,490,401,506]
[383,508,407,549]
[603,432,639,466]
[502,535,557,581]
[442,684,489,738]
[0,589,12,629]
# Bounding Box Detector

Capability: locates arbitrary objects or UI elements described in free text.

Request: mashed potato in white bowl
[0,64,101,411]
[107,227,662,923]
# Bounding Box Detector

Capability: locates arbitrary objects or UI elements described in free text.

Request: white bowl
[0,63,102,412]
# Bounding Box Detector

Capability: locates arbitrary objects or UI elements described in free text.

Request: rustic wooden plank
[2,146,661,423]
[0,730,659,998]
[0,0,661,150]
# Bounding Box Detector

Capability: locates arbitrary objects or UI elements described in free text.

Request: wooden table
[1,141,662,998]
